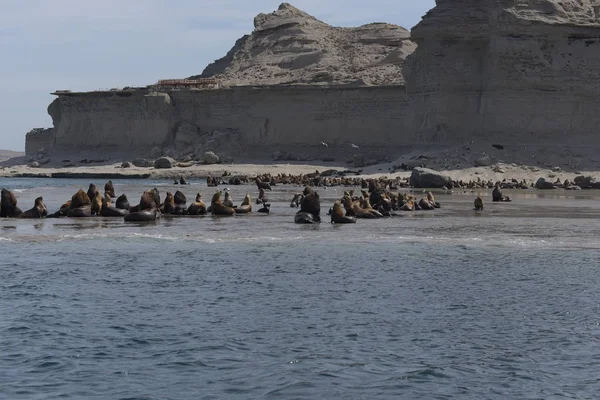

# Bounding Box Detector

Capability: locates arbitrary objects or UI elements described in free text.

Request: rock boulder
[154,156,176,169]
[410,167,452,188]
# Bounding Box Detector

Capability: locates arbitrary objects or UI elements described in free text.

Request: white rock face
[404,0,600,145]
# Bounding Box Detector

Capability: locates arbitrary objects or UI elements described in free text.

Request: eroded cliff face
[405,0,600,144]
[194,3,416,86]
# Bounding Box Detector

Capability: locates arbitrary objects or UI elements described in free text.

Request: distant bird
[351,143,360,149]
[320,141,328,148]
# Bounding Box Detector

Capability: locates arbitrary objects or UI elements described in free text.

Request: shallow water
[1,178,600,399]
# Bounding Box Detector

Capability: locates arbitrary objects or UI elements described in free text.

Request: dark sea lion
[295,187,320,223]
[19,197,47,219]
[0,189,23,218]
[87,184,99,203]
[187,193,207,215]
[124,191,161,222]
[211,191,235,216]
[171,190,188,215]
[222,192,234,208]
[257,202,270,214]
[290,193,303,208]
[179,176,189,185]
[492,185,511,202]
[100,192,128,217]
[116,194,130,210]
[173,190,186,205]
[235,194,252,214]
[256,188,269,205]
[47,199,72,218]
[474,196,484,211]
[67,189,92,217]
[331,201,356,224]
[104,180,116,198]
[256,178,272,191]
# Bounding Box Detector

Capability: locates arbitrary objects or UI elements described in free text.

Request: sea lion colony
[0,176,506,223]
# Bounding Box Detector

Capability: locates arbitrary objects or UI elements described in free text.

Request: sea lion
[161,192,176,214]
[474,196,484,211]
[179,176,189,185]
[124,191,161,222]
[235,194,252,214]
[86,184,99,203]
[418,197,436,210]
[47,199,72,218]
[343,195,379,219]
[295,187,320,223]
[68,189,92,217]
[171,190,188,215]
[222,192,234,208]
[104,180,116,198]
[290,193,303,208]
[19,197,47,219]
[91,191,103,216]
[256,178,272,191]
[256,188,269,205]
[211,191,235,216]
[99,192,128,217]
[331,201,356,224]
[0,189,23,218]
[187,193,207,215]
[116,194,130,210]
[257,202,270,214]
[492,185,511,202]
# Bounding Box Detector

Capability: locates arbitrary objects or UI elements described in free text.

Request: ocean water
[1,178,600,399]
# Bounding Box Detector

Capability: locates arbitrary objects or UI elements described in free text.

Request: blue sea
[1,178,600,399]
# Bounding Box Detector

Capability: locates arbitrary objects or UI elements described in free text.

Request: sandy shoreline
[1,160,599,188]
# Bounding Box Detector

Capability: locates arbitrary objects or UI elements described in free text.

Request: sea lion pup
[187,193,207,215]
[474,196,484,211]
[19,197,48,219]
[290,193,303,208]
[256,188,269,205]
[67,189,92,217]
[86,184,99,203]
[179,176,189,185]
[211,191,236,216]
[331,201,356,224]
[294,187,321,224]
[492,184,511,202]
[257,200,270,214]
[104,180,116,198]
[222,191,234,208]
[124,191,161,222]
[0,189,23,218]
[235,194,252,214]
[116,194,130,210]
[90,191,103,216]
[100,192,128,217]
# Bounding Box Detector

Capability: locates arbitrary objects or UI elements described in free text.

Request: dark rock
[410,167,452,188]
[132,158,152,168]
[121,162,132,168]
[154,156,176,169]
[203,151,220,164]
[535,178,556,189]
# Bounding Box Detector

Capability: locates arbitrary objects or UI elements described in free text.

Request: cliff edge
[192,3,416,86]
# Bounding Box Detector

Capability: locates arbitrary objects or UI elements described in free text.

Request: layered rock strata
[404,0,600,144]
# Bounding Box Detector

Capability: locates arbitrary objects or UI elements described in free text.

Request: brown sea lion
[19,197,47,219]
[419,197,436,210]
[104,180,116,198]
[91,192,103,216]
[256,188,269,205]
[0,189,23,218]
[235,194,252,214]
[67,189,92,217]
[331,201,356,224]
[86,184,99,203]
[256,178,272,191]
[187,193,207,215]
[211,191,235,216]
[100,192,128,217]
[474,196,484,211]
[161,192,176,214]
[343,196,378,219]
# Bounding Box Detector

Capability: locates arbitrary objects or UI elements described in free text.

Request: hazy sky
[0,0,435,151]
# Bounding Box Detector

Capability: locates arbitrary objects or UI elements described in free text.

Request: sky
[0,0,435,151]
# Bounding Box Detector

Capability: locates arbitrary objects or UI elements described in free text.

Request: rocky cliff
[192,3,416,86]
[405,0,600,144]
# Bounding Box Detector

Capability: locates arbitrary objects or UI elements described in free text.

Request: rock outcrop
[404,0,600,145]
[193,3,415,86]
